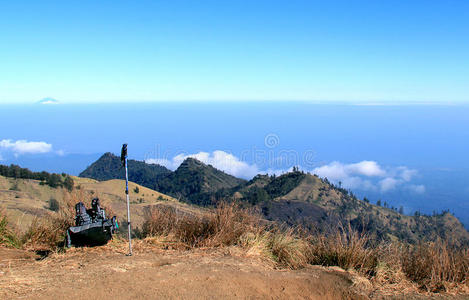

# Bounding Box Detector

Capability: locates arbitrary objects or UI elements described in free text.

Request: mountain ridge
[79,152,171,189]
[79,153,469,245]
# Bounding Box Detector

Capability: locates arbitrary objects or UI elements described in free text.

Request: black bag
[67,198,118,248]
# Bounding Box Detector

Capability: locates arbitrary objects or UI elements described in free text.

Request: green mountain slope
[80,155,246,206]
[79,154,469,245]
[231,171,469,245]
[79,153,171,189]
[155,158,246,205]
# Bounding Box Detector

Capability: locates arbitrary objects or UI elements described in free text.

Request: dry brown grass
[308,225,379,276]
[400,240,469,292]
[141,202,259,248]
[141,203,311,269]
[0,209,20,248]
[6,194,468,295]
[21,190,85,251]
[140,202,469,293]
[266,229,310,269]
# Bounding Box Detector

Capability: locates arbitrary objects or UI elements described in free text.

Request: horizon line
[1,99,468,106]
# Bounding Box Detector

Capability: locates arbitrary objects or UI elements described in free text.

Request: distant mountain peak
[179,157,205,168]
[79,152,171,186]
[37,97,59,105]
[181,157,200,163]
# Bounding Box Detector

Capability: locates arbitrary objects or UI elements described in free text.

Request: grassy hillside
[80,155,246,206]
[2,172,468,295]
[154,158,246,205]
[0,175,198,231]
[78,154,469,245]
[79,152,171,189]
[232,172,469,245]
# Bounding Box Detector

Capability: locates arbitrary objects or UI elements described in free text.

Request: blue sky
[1,0,468,103]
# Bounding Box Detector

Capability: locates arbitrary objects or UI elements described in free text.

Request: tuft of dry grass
[142,202,259,248]
[140,201,469,292]
[267,229,309,269]
[0,209,20,248]
[203,202,260,247]
[21,190,85,251]
[400,240,469,292]
[308,225,379,276]
[142,203,308,269]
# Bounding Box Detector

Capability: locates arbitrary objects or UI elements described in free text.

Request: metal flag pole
[121,144,132,256]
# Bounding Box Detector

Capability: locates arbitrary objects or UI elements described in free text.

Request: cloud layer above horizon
[146,150,261,179]
[146,150,425,194]
[0,139,53,156]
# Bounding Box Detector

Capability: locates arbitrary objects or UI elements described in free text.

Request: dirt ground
[0,246,466,300]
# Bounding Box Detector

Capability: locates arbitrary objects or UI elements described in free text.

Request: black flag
[121,144,127,167]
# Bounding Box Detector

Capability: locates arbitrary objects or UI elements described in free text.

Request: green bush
[0,212,20,248]
[48,198,60,212]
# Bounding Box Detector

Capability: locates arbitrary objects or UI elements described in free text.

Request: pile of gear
[66,198,118,248]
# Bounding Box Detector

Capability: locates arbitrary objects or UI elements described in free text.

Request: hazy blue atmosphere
[1,0,469,103]
[1,102,468,226]
[1,2,468,225]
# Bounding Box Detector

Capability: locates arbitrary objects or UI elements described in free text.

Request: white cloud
[347,161,386,177]
[409,184,426,194]
[0,139,53,155]
[379,177,400,192]
[146,150,260,179]
[37,97,59,105]
[342,177,376,190]
[396,166,418,181]
[311,161,348,181]
[147,151,422,194]
[312,160,420,193]
[312,160,386,183]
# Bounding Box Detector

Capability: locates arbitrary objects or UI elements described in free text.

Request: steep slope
[79,152,171,189]
[231,172,469,245]
[80,155,246,206]
[78,154,469,245]
[0,175,193,230]
[155,158,246,205]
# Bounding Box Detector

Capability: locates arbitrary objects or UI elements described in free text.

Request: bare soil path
[0,247,466,300]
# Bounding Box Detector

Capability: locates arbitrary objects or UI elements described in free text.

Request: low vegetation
[1,192,468,294]
[401,241,469,292]
[1,190,101,251]
[79,152,171,187]
[0,164,74,190]
[21,192,78,251]
[0,210,20,248]
[79,156,469,246]
[140,203,468,293]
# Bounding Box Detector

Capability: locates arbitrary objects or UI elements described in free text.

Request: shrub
[9,183,19,191]
[63,176,74,191]
[48,198,60,212]
[0,211,20,248]
[308,225,379,276]
[46,173,62,188]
